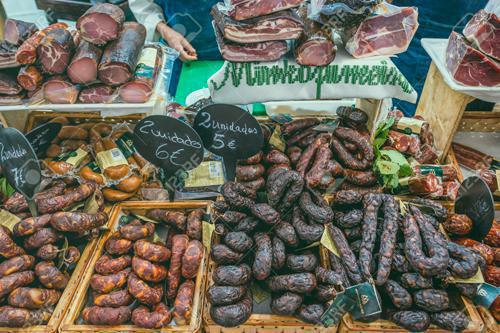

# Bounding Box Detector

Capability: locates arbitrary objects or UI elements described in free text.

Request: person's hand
[157,22,197,62]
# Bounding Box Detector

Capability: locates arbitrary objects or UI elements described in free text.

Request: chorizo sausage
[23,227,60,250]
[236,164,265,182]
[238,151,263,165]
[90,268,130,294]
[173,280,195,325]
[105,234,133,255]
[264,149,290,165]
[181,240,204,279]
[13,214,52,237]
[132,303,171,329]
[37,182,96,214]
[443,214,473,236]
[102,188,136,202]
[134,239,171,263]
[0,255,35,278]
[94,289,132,307]
[239,177,266,191]
[167,234,189,299]
[127,273,163,305]
[132,256,167,282]
[119,220,155,241]
[0,306,52,327]
[282,118,320,136]
[186,209,204,241]
[35,261,69,290]
[95,254,131,275]
[0,271,35,298]
[8,287,60,309]
[146,209,186,231]
[0,226,25,258]
[344,169,377,186]
[50,211,108,233]
[82,306,131,325]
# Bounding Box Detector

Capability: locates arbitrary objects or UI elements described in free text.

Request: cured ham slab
[4,19,38,46]
[17,65,43,91]
[15,22,68,65]
[463,9,499,61]
[37,28,75,74]
[79,84,114,104]
[67,41,103,84]
[77,3,125,45]
[228,0,303,21]
[43,76,79,104]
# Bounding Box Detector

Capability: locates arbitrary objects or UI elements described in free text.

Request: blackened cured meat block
[214,24,287,62]
[77,3,125,45]
[463,9,499,61]
[67,41,103,84]
[98,22,146,86]
[228,0,303,21]
[0,71,22,95]
[346,7,418,58]
[446,31,500,87]
[37,29,75,74]
[212,6,303,43]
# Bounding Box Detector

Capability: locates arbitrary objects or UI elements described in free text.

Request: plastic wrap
[308,0,380,30]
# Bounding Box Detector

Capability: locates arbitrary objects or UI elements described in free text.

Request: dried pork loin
[463,9,499,61]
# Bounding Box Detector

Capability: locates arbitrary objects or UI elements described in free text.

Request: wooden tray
[0,206,114,333]
[202,233,338,333]
[457,111,500,133]
[477,306,498,333]
[60,201,211,333]
[24,111,145,133]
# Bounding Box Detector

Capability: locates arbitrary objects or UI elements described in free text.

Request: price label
[133,116,204,201]
[25,122,62,158]
[193,104,264,181]
[455,176,494,240]
[0,127,41,205]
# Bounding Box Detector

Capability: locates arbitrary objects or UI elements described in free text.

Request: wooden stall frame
[60,201,211,333]
[202,229,338,333]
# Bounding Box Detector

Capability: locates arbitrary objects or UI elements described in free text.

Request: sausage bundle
[81,209,204,328]
[0,179,107,328]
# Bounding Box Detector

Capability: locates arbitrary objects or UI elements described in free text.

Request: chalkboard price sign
[133,115,204,200]
[0,127,41,215]
[193,104,264,180]
[26,122,62,158]
[455,176,494,240]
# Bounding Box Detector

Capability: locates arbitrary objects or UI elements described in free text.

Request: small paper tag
[473,283,500,308]
[65,148,88,167]
[495,170,500,197]
[115,132,135,159]
[417,165,444,178]
[270,114,293,124]
[96,148,128,171]
[320,291,356,327]
[0,209,21,232]
[321,228,339,256]
[396,117,425,134]
[313,119,340,132]
[345,282,382,320]
[202,221,215,251]
[185,161,224,188]
[269,126,286,152]
[251,283,270,304]
[452,268,485,284]
[83,192,100,215]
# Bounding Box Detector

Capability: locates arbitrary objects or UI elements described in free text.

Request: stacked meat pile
[0,3,160,106]
[0,181,107,327]
[35,116,148,203]
[446,9,500,87]
[329,192,486,332]
[207,173,345,327]
[81,209,204,328]
[211,1,304,62]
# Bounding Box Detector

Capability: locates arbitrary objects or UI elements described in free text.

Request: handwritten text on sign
[133,116,204,175]
[0,143,29,188]
[26,122,62,158]
[194,104,264,160]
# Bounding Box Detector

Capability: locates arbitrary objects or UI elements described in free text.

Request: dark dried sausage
[50,211,107,233]
[447,241,479,279]
[344,169,377,186]
[414,289,449,312]
[267,169,303,214]
[271,292,302,315]
[23,228,60,250]
[207,285,247,306]
[359,193,384,281]
[266,273,317,294]
[315,266,343,286]
[400,273,432,290]
[240,177,266,191]
[286,253,318,273]
[333,190,363,205]
[327,225,363,285]
[282,118,320,136]
[297,304,324,324]
[272,236,286,271]
[186,209,204,240]
[391,311,430,332]
[292,206,324,244]
[224,232,253,253]
[213,264,251,286]
[221,182,256,210]
[210,291,252,327]
[0,271,35,298]
[275,222,299,247]
[431,311,469,332]
[146,210,186,231]
[264,149,290,165]
[236,164,265,182]
[239,151,263,165]
[250,203,279,225]
[384,280,412,310]
[234,217,259,233]
[211,244,244,265]
[376,195,399,286]
[334,209,363,228]
[331,127,374,170]
[253,232,272,280]
[299,190,334,224]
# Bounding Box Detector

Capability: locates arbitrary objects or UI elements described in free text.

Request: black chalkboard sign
[0,127,41,214]
[133,116,204,200]
[26,122,62,158]
[455,176,494,240]
[193,104,264,181]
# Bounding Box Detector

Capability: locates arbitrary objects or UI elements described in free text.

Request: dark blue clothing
[154,0,221,60]
[391,0,488,115]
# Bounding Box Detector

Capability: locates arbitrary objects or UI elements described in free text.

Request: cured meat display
[0,70,22,95]
[98,22,146,86]
[76,3,125,45]
[67,41,103,84]
[214,24,288,62]
[463,9,500,61]
[227,0,303,21]
[345,6,419,58]
[0,179,107,328]
[445,31,500,87]
[212,6,304,43]
[0,3,161,106]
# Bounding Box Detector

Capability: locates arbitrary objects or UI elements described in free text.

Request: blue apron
[155,0,221,97]
[391,0,488,116]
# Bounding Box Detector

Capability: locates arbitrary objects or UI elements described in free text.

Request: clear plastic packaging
[308,0,381,30]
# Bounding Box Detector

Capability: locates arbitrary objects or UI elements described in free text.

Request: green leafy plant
[0,178,15,198]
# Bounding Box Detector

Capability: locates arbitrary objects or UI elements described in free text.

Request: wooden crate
[0,206,113,333]
[457,111,500,133]
[203,234,338,333]
[60,201,211,333]
[24,111,145,133]
[477,306,498,333]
